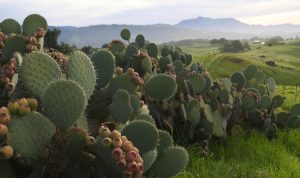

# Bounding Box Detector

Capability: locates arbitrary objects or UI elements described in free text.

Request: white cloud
[0,0,299,26]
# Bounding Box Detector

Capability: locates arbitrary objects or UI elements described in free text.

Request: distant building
[252,40,264,45]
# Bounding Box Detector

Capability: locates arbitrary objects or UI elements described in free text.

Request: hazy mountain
[50,16,300,47]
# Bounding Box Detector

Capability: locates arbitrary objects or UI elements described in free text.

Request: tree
[44,28,61,49]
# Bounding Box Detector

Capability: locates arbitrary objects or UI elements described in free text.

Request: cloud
[0,0,299,26]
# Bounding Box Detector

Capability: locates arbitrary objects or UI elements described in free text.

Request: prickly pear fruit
[0,145,13,160]
[117,158,127,168]
[126,161,137,172]
[0,107,9,114]
[0,113,10,125]
[126,151,138,162]
[17,98,28,106]
[0,124,8,136]
[99,126,111,138]
[112,147,123,160]
[18,105,31,116]
[102,137,112,147]
[113,137,123,148]
[122,141,133,152]
[111,130,122,139]
[7,101,19,114]
[27,98,38,111]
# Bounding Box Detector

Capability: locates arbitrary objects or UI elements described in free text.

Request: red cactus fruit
[132,147,139,154]
[113,137,123,148]
[116,67,123,75]
[112,147,124,160]
[27,98,38,111]
[117,158,127,168]
[126,151,138,162]
[136,163,144,172]
[126,161,137,172]
[102,137,112,147]
[0,124,8,136]
[123,170,133,178]
[17,98,28,106]
[18,105,31,116]
[5,83,14,91]
[26,44,34,52]
[0,113,10,125]
[7,101,19,114]
[136,155,143,164]
[111,130,122,139]
[122,141,133,152]
[86,136,96,146]
[5,68,14,78]
[0,145,14,160]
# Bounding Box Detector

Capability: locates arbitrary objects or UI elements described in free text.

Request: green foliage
[135,34,145,48]
[1,36,27,63]
[120,28,131,41]
[109,89,132,123]
[106,74,137,97]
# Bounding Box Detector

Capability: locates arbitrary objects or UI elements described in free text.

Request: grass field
[174,42,300,178]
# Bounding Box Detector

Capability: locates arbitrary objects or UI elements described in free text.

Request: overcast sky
[1,0,300,26]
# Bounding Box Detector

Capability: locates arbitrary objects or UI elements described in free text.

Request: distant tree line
[210,38,250,52]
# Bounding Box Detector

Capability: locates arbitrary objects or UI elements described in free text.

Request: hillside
[50,16,300,47]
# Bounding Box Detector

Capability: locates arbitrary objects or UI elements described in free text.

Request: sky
[0,0,300,26]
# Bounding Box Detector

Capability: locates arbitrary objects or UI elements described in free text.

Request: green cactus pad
[185,54,192,65]
[244,65,258,80]
[189,63,198,72]
[0,18,21,35]
[109,89,132,123]
[259,95,272,109]
[136,114,156,125]
[66,51,96,100]
[161,46,169,57]
[287,116,300,129]
[257,85,267,96]
[272,95,284,108]
[158,56,171,72]
[290,104,300,116]
[22,14,48,36]
[242,95,257,111]
[106,74,137,98]
[157,130,173,154]
[120,28,131,40]
[142,149,158,173]
[179,104,187,122]
[145,74,177,100]
[173,60,184,74]
[110,40,124,55]
[223,78,232,93]
[171,51,180,61]
[130,94,140,116]
[135,34,145,48]
[20,52,63,98]
[188,107,200,128]
[9,112,55,160]
[1,36,27,63]
[125,44,138,58]
[231,72,246,91]
[219,89,230,103]
[121,120,159,154]
[91,49,115,89]
[255,71,265,84]
[64,128,88,155]
[267,77,276,93]
[146,43,158,58]
[43,80,86,131]
[212,111,226,137]
[276,112,290,128]
[146,146,188,178]
[189,74,206,94]
[141,56,152,73]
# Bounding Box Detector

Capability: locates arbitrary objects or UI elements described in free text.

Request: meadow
[174,41,300,178]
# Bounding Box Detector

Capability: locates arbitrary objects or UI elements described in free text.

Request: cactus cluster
[0,14,299,178]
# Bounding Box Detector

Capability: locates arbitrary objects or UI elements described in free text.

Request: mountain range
[51,16,300,47]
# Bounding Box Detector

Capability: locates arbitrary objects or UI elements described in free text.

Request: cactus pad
[142,149,158,172]
[158,56,171,72]
[255,71,265,84]
[189,74,205,94]
[242,95,257,111]
[146,43,158,58]
[290,104,300,116]
[66,51,96,100]
[120,28,131,41]
[136,114,156,125]
[125,44,138,58]
[145,74,177,100]
[157,130,173,154]
[231,72,246,91]
[0,18,21,35]
[43,80,86,130]
[91,49,114,89]
[272,95,284,108]
[259,95,272,109]
[1,36,27,63]
[141,56,152,73]
[135,34,145,48]
[121,120,159,154]
[109,89,132,123]
[106,74,137,97]
[22,14,48,36]
[9,112,55,160]
[20,52,63,98]
[173,60,184,74]
[146,146,188,178]
[267,77,276,93]
[244,65,258,80]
